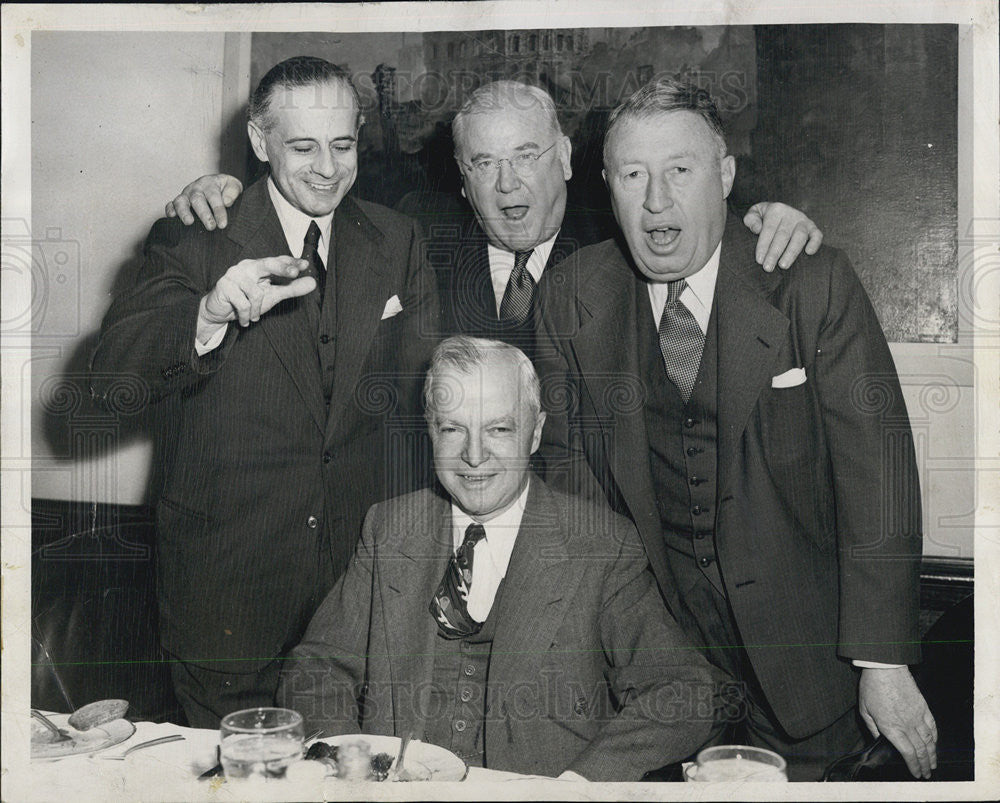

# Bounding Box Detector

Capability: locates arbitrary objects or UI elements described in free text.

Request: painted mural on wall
[250,24,957,343]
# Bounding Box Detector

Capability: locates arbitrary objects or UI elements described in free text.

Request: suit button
[698,556,713,568]
[686,447,702,457]
[689,476,701,486]
[454,720,467,732]
[460,688,473,702]
[319,334,330,344]
[694,532,706,540]
[307,516,318,529]
[464,664,476,677]
[684,418,697,428]
[323,452,332,464]
[692,505,706,516]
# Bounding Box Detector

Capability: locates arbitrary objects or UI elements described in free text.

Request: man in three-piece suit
[89,57,439,727]
[166,80,824,362]
[535,78,937,779]
[278,336,725,780]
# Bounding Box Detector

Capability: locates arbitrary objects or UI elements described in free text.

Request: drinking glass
[690,744,788,782]
[219,707,304,781]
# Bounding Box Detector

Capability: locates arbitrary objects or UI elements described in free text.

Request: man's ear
[247,120,269,164]
[530,411,547,454]
[557,135,573,181]
[720,154,736,200]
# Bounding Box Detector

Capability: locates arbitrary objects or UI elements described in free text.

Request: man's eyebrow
[283,135,357,145]
[467,142,543,161]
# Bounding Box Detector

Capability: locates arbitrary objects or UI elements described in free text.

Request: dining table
[22,715,668,802]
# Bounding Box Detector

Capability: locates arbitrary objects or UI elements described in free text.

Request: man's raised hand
[200,256,316,331]
[166,174,243,230]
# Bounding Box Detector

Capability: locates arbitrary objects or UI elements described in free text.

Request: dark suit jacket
[429,208,597,358]
[89,179,440,671]
[535,216,922,738]
[277,476,723,780]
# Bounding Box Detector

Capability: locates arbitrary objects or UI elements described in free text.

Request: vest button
[684,418,697,428]
[319,334,330,344]
[689,476,700,486]
[686,447,702,457]
[460,688,473,702]
[306,516,318,529]
[692,505,706,515]
[694,531,706,540]
[698,556,713,568]
[464,664,476,677]
[323,452,332,464]
[454,720,467,732]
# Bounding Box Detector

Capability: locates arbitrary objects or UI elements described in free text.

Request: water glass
[219,707,304,781]
[689,744,788,782]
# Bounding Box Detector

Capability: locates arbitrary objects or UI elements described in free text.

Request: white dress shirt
[645,240,901,671]
[487,233,558,316]
[449,482,530,623]
[194,177,334,354]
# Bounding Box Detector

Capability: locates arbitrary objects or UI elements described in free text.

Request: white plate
[320,734,468,782]
[31,714,136,760]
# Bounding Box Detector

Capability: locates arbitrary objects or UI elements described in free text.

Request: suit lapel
[715,217,789,497]
[326,196,393,436]
[376,488,453,737]
[227,180,326,433]
[490,479,586,680]
[567,244,671,586]
[456,226,498,325]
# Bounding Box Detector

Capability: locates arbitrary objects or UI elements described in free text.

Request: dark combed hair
[603,76,727,161]
[248,56,363,130]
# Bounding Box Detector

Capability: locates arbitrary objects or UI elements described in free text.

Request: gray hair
[452,80,562,159]
[423,336,541,422]
[603,76,727,163]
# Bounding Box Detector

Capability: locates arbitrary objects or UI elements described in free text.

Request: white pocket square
[771,367,807,388]
[381,295,403,320]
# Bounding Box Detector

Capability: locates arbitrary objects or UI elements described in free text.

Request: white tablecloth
[24,719,625,802]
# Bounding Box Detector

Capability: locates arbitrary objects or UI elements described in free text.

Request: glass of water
[691,745,788,781]
[220,707,304,781]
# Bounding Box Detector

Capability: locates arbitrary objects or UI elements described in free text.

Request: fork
[100,734,186,759]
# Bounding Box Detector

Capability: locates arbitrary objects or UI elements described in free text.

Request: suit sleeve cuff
[194,321,229,355]
[853,660,906,669]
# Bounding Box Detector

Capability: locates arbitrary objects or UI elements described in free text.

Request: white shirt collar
[486,232,559,314]
[267,177,334,268]
[450,480,530,559]
[647,240,722,334]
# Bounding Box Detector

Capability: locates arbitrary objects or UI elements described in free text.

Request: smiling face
[428,359,545,522]
[247,79,359,217]
[455,99,572,253]
[603,110,735,282]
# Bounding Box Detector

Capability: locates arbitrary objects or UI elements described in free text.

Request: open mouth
[306,181,339,193]
[500,205,530,221]
[457,473,496,485]
[647,227,680,248]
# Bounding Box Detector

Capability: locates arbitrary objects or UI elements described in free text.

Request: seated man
[278,336,727,780]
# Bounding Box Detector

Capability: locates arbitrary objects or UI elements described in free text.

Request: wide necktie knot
[430,523,488,639]
[657,279,705,403]
[498,250,535,323]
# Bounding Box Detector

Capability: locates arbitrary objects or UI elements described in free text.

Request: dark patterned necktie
[657,280,705,403]
[430,523,487,639]
[498,250,535,323]
[302,220,326,306]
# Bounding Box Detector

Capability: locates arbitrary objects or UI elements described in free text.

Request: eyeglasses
[461,141,559,182]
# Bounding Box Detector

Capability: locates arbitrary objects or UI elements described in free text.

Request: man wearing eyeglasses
[166,81,823,362]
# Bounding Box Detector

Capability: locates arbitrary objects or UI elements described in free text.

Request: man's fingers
[777,228,810,270]
[743,205,764,234]
[260,276,317,315]
[886,729,925,779]
[168,195,196,226]
[203,186,230,230]
[188,193,220,231]
[805,226,824,254]
[755,215,782,270]
[859,708,880,739]
[249,255,309,279]
[220,177,244,207]
[762,221,797,272]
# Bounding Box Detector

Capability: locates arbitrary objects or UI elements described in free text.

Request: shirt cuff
[194,322,229,355]
[557,770,588,781]
[853,660,906,669]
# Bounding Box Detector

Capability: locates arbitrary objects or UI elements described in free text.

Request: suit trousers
[667,544,866,780]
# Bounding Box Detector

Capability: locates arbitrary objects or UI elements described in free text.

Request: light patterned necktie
[657,280,705,403]
[302,220,326,306]
[498,250,535,323]
[429,523,487,638]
